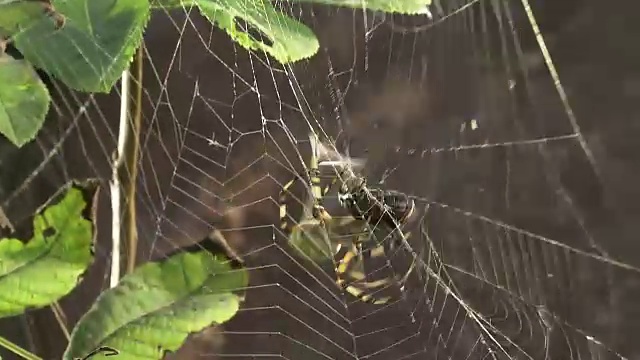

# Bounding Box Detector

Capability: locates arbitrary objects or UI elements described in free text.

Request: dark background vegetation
[1,0,639,358]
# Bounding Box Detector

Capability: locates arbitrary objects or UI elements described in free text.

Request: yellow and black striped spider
[279,133,416,305]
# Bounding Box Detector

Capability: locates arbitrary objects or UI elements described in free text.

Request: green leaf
[0,0,63,38]
[150,0,190,7]
[153,0,319,64]
[197,0,319,63]
[12,0,150,93]
[0,182,98,318]
[0,54,49,148]
[63,246,248,360]
[287,0,433,14]
[152,0,431,64]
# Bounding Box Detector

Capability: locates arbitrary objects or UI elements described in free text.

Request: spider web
[1,0,639,359]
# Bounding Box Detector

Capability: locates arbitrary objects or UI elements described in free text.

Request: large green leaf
[12,0,150,93]
[197,0,319,63]
[63,243,248,360]
[152,0,319,63]
[152,0,432,64]
[0,54,50,147]
[0,182,98,318]
[287,0,432,14]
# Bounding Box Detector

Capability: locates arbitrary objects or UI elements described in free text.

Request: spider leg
[338,253,393,305]
[310,132,355,199]
[334,233,394,305]
[281,133,334,246]
[279,176,303,232]
[352,224,418,305]
[392,230,416,288]
[308,132,323,200]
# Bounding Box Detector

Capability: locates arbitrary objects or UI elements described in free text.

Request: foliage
[0,0,433,357]
[0,0,431,148]
[195,0,320,64]
[12,0,151,93]
[0,182,248,360]
[289,0,433,14]
[63,247,248,360]
[0,54,49,147]
[0,183,97,318]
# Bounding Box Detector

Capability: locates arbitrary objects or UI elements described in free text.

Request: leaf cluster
[0,183,249,359]
[0,0,431,147]
[0,0,432,358]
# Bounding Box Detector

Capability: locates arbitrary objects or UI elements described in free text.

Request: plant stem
[0,206,13,232]
[123,47,144,274]
[111,45,144,284]
[0,334,42,360]
[50,301,70,341]
[110,64,130,287]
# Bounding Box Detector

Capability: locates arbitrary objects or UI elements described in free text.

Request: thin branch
[0,206,14,233]
[123,47,144,274]
[0,334,42,360]
[109,67,130,287]
[50,301,70,341]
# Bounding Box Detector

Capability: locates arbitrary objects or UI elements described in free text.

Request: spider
[279,133,417,305]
